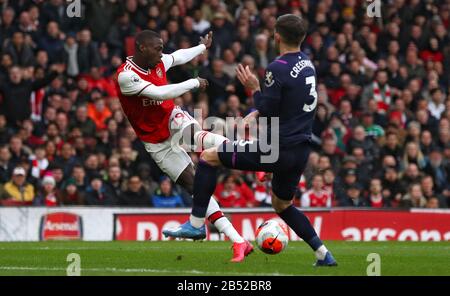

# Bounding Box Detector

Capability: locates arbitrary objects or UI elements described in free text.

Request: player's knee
[200,148,221,166]
[271,194,292,213]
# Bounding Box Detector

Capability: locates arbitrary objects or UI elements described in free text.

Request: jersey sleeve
[117,70,152,96]
[161,54,175,72]
[253,63,283,117]
[161,44,206,72]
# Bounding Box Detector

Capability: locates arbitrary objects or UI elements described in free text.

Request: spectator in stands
[0,167,35,205]
[70,164,87,194]
[424,148,449,197]
[366,178,390,208]
[70,105,97,138]
[401,183,427,208]
[380,132,402,163]
[136,163,158,195]
[426,197,440,209]
[28,145,47,177]
[420,130,435,156]
[301,174,332,208]
[421,174,447,208]
[209,12,234,59]
[214,174,255,208]
[34,175,58,206]
[382,166,403,208]
[0,64,64,127]
[87,95,112,131]
[76,29,101,74]
[428,88,446,120]
[401,141,427,171]
[120,175,152,207]
[151,176,185,208]
[321,137,343,172]
[38,21,65,64]
[338,183,367,207]
[0,145,12,183]
[107,12,138,57]
[201,58,233,108]
[59,178,84,205]
[322,168,336,202]
[8,136,29,171]
[3,31,35,67]
[64,34,79,77]
[362,69,392,114]
[335,168,360,203]
[84,173,116,206]
[105,165,124,203]
[54,142,78,177]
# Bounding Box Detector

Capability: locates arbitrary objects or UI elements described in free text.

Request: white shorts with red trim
[142,107,199,181]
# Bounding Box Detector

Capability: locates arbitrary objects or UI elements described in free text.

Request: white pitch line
[0,266,292,276]
[0,246,169,251]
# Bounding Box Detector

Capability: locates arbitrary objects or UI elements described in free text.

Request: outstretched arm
[162,32,213,70]
[31,64,65,90]
[118,71,208,101]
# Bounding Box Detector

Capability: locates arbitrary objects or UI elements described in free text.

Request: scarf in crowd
[30,88,45,122]
[373,81,391,113]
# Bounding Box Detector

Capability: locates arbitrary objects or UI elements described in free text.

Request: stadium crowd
[0,0,449,209]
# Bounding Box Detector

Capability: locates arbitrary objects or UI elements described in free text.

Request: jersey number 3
[303,76,318,112]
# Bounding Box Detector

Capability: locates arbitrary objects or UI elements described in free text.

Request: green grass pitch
[0,241,449,276]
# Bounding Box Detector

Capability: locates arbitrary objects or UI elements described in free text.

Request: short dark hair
[275,14,307,46]
[135,30,160,48]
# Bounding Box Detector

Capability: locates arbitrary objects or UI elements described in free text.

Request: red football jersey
[115,57,175,143]
[301,189,332,207]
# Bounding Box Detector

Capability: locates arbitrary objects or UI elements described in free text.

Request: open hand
[199,31,213,49]
[236,64,260,93]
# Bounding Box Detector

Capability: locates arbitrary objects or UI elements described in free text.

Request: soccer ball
[255,219,289,254]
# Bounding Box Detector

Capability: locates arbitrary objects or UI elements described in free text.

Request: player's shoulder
[117,65,142,87]
[116,61,136,79]
[267,57,289,74]
[264,57,289,86]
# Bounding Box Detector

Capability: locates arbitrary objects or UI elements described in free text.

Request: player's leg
[164,152,253,262]
[166,109,247,242]
[178,112,229,152]
[270,168,337,266]
[175,164,246,244]
[189,140,276,225]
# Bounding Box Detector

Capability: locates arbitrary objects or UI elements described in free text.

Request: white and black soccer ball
[255,219,289,254]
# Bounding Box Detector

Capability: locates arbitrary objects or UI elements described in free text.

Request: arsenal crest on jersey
[156,67,163,78]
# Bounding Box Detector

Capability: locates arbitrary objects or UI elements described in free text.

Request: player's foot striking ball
[165,14,337,267]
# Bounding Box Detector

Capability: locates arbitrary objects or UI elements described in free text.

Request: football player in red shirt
[115,30,253,262]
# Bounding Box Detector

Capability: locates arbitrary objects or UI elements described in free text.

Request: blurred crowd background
[0,0,449,209]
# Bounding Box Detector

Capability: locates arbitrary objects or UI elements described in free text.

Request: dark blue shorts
[217,140,311,201]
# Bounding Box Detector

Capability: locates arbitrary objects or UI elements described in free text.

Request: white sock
[206,197,244,243]
[315,245,328,260]
[189,215,205,229]
[194,131,228,151]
